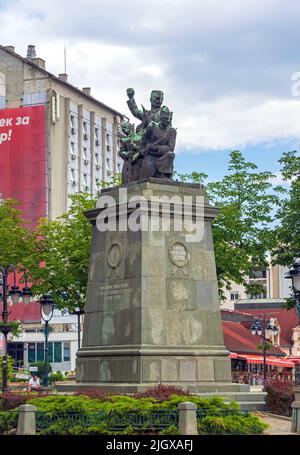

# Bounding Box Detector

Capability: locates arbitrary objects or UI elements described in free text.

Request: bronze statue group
[119,88,177,184]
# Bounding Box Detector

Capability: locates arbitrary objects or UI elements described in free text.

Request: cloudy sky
[1,0,300,180]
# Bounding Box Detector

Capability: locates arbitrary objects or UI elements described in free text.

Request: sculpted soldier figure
[120,88,177,184]
[119,122,142,184]
[140,106,176,180]
[126,88,164,132]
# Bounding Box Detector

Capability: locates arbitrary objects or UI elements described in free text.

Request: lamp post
[286,260,300,433]
[71,307,84,351]
[286,260,300,321]
[250,314,279,386]
[39,294,54,387]
[0,265,32,393]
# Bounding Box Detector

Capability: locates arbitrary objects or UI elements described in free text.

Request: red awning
[230,353,294,368]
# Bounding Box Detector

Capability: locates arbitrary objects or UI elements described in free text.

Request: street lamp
[250,314,279,386]
[39,294,54,387]
[286,260,300,433]
[0,265,32,393]
[71,307,85,351]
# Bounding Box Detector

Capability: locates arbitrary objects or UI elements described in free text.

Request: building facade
[0,301,81,373]
[0,44,124,224]
[221,261,291,310]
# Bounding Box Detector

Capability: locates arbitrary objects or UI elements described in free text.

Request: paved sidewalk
[254,412,297,435]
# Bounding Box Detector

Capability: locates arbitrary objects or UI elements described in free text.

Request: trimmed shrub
[49,372,65,383]
[73,389,110,401]
[16,393,268,435]
[29,362,52,380]
[159,425,180,435]
[198,414,268,435]
[0,410,18,434]
[264,380,294,417]
[133,384,190,401]
[0,392,49,410]
[0,355,14,384]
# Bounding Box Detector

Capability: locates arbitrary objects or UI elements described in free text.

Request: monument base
[58,381,250,394]
[77,180,252,397]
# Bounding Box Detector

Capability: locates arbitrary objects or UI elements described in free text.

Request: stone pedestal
[291,387,300,433]
[75,179,249,393]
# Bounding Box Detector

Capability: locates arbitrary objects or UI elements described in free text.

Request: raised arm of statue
[126,88,143,121]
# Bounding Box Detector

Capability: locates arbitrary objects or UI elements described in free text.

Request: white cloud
[175,96,300,151]
[1,0,300,153]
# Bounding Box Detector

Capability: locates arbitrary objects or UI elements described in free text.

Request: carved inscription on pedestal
[168,241,190,275]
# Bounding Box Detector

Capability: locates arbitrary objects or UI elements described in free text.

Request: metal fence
[36,408,249,432]
[0,407,251,434]
[36,409,179,432]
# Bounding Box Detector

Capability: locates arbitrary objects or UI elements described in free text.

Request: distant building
[221,261,291,310]
[221,305,298,384]
[0,44,124,225]
[234,298,299,356]
[0,300,79,373]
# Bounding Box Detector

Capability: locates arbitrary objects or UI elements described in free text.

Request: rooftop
[0,44,125,118]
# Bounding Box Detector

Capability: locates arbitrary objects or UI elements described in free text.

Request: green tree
[0,355,14,384]
[0,199,35,268]
[272,151,300,267]
[28,192,96,310]
[176,151,284,297]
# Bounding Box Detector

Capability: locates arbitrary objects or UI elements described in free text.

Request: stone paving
[254,412,297,435]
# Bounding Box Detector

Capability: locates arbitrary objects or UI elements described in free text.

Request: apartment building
[221,262,291,310]
[0,44,124,225]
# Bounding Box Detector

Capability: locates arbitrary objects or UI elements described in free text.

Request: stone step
[195,392,266,411]
[196,392,266,402]
[233,401,266,411]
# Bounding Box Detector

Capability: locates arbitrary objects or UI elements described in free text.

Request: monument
[74,88,250,393]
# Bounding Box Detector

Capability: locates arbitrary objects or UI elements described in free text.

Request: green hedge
[0,411,18,435]
[0,393,268,435]
[198,414,268,435]
[29,362,52,380]
[24,394,267,435]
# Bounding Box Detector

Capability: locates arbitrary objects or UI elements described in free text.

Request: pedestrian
[27,374,41,392]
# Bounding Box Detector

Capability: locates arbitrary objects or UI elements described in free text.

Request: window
[64,342,71,362]
[54,342,62,363]
[37,342,44,362]
[70,168,76,185]
[95,153,99,164]
[28,343,36,363]
[230,292,239,301]
[95,128,99,140]
[83,147,87,160]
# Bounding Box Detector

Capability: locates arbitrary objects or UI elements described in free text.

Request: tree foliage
[0,199,35,268]
[178,151,284,297]
[272,151,300,267]
[27,193,96,310]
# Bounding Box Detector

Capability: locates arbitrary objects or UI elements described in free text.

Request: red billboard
[0,105,47,228]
